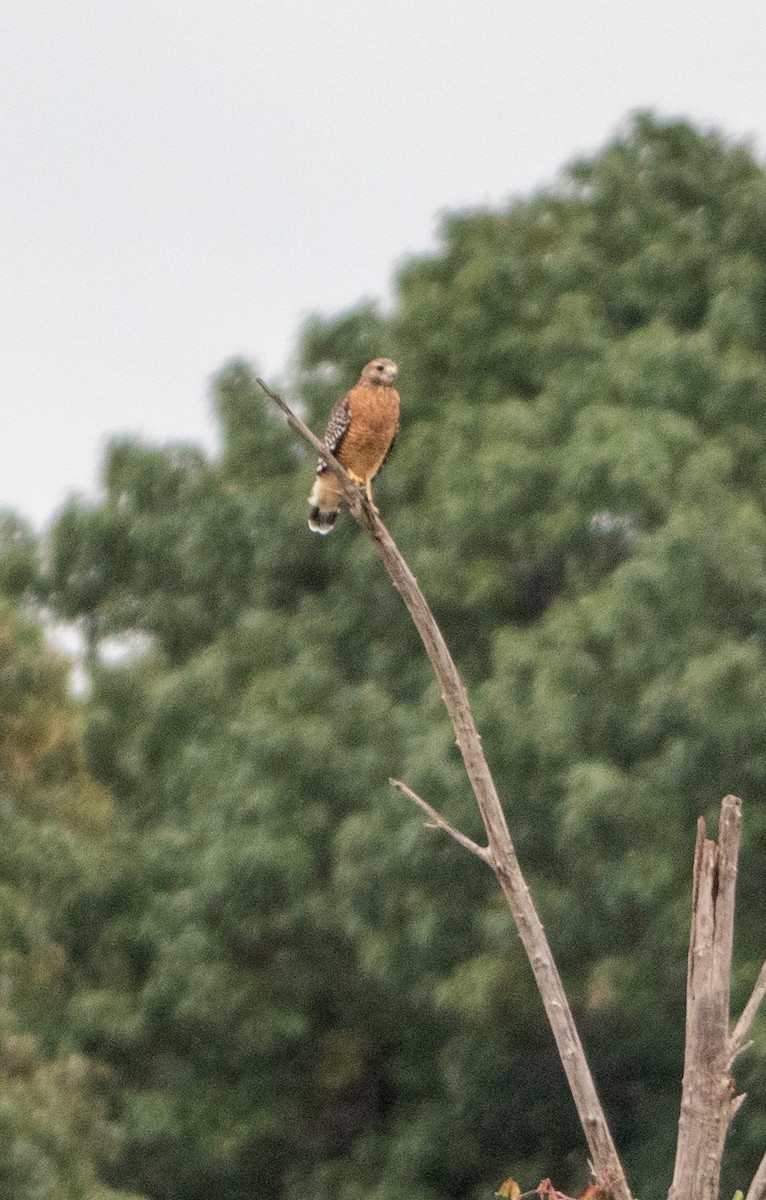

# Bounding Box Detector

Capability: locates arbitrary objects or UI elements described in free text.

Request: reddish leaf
[496,1179,521,1198]
[536,1181,570,1200]
[577,1183,614,1200]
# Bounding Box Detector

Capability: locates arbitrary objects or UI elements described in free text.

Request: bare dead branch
[255,377,345,474]
[668,796,742,1200]
[746,1147,766,1200]
[258,379,633,1200]
[389,778,491,862]
[731,957,766,1059]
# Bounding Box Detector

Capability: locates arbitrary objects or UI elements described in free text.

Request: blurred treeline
[2,113,766,1200]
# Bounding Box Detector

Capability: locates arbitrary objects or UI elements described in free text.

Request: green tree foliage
[43,439,260,665]
[0,511,38,600]
[0,598,144,1199]
[31,113,766,1198]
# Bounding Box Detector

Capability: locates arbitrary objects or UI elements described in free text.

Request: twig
[257,378,633,1200]
[255,377,341,469]
[390,778,491,862]
[731,958,766,1059]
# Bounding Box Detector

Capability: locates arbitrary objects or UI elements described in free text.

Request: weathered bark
[668,796,742,1200]
[355,496,630,1198]
[747,1151,766,1200]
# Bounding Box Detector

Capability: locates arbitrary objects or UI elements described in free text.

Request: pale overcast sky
[3,0,766,527]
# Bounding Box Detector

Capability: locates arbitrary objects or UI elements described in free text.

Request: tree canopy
[4,112,766,1199]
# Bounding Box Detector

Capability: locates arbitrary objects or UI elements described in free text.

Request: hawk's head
[362,358,398,386]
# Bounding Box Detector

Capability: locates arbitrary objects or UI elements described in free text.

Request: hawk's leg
[364,478,379,513]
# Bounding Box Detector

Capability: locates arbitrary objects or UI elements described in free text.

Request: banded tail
[308,475,342,535]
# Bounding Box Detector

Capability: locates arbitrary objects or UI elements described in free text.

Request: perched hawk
[308,357,400,534]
